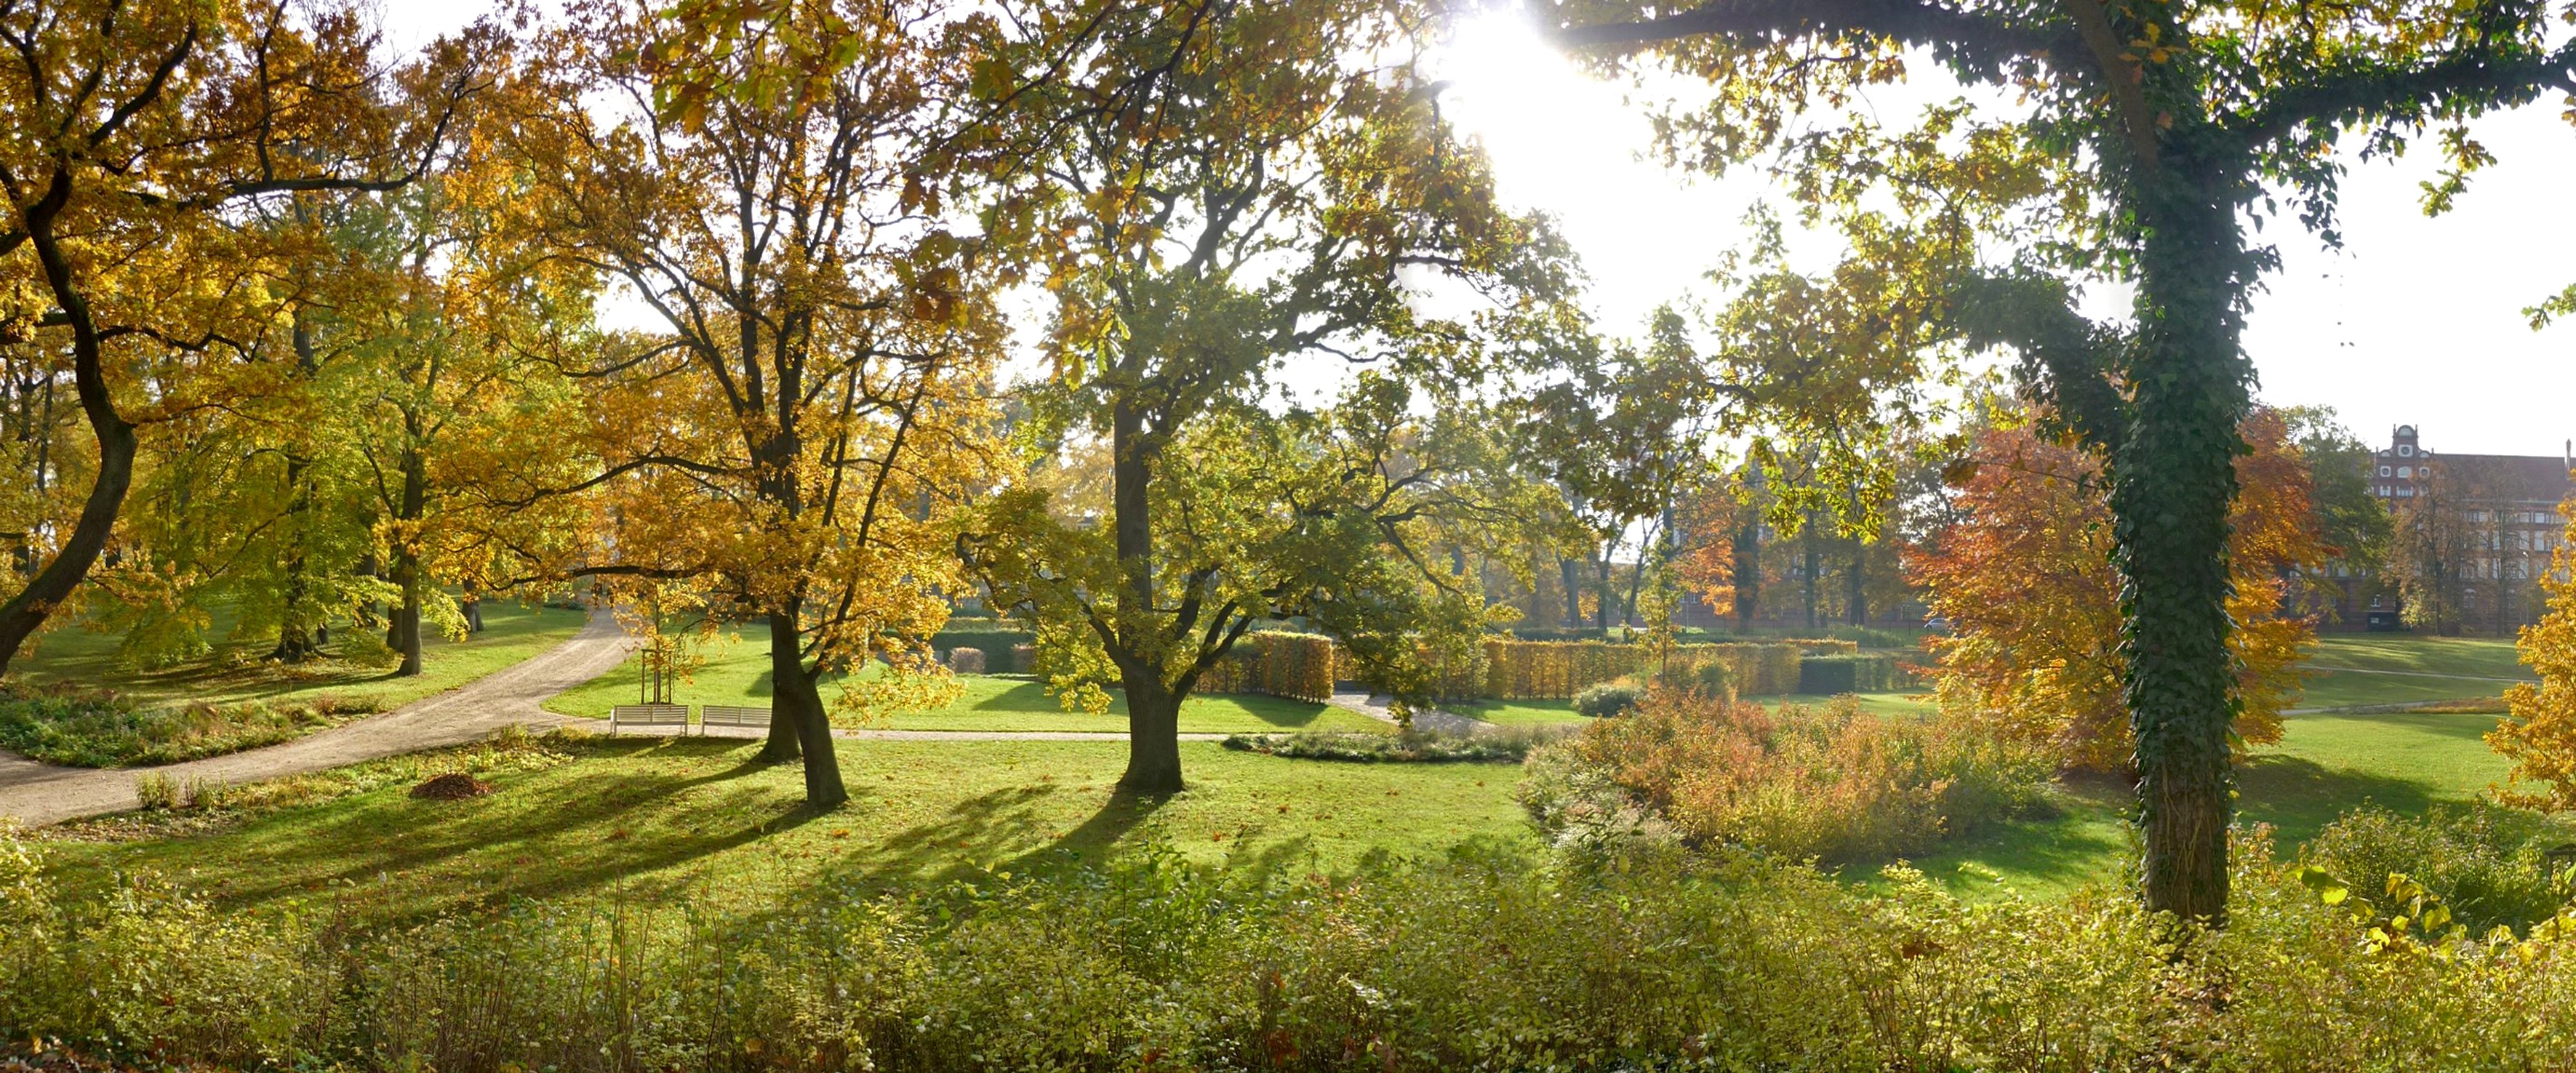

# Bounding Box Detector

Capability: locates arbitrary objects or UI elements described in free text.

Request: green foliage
[1569,681,1644,719]
[36,824,2576,1070]
[1220,728,1556,764]
[0,683,379,768]
[2303,803,2572,936]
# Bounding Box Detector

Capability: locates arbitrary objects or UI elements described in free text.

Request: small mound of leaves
[411,773,495,800]
[1221,730,1543,763]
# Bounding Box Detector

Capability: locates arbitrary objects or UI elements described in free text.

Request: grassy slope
[14,602,590,710]
[41,737,1531,923]
[2295,634,2533,710]
[544,626,1383,735]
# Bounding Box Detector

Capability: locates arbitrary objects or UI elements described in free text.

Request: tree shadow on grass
[191,739,828,918]
[833,782,1174,891]
[2238,753,2437,846]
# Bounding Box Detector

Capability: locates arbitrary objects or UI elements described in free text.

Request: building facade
[2342,425,2573,633]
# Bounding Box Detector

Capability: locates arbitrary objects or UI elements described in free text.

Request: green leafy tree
[1551,0,2576,921]
[964,0,1580,794]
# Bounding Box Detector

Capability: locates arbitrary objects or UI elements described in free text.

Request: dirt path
[0,614,634,827]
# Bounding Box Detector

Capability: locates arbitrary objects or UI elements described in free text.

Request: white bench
[699,704,769,735]
[609,703,689,735]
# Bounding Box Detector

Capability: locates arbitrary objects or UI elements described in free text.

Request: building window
[2380,466,2393,477]
[2397,466,2412,478]
[2399,444,2415,457]
[2471,510,2488,523]
[2399,486,2416,497]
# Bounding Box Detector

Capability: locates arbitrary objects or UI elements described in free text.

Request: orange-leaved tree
[1911,408,2322,771]
[494,0,1001,806]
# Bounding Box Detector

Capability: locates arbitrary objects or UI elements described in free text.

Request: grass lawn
[1,603,591,766]
[39,736,1532,923]
[1900,707,2532,900]
[544,625,1386,734]
[2292,635,2534,711]
[15,601,589,711]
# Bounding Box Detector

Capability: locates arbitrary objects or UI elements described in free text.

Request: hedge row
[1481,640,1804,699]
[1197,631,1339,703]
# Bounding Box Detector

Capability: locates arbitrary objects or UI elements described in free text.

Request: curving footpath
[0,614,636,827]
[0,616,1254,827]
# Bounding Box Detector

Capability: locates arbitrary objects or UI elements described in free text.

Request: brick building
[2338,425,2574,632]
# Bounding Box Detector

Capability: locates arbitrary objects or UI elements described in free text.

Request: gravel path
[0,614,634,827]
[1325,691,1489,735]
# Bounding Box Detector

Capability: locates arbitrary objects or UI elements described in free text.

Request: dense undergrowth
[0,684,381,768]
[1218,727,1562,763]
[15,823,2576,1072]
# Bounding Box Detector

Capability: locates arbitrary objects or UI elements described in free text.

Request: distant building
[2341,425,2573,632]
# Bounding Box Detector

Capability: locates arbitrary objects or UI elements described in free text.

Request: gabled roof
[2431,453,2576,505]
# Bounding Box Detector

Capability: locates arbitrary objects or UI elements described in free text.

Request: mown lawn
[14,601,590,711]
[2292,634,2534,711]
[1901,707,2533,899]
[39,736,1532,923]
[1451,691,1937,728]
[545,624,1385,734]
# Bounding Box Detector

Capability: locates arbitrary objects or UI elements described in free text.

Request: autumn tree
[0,0,491,676]
[964,0,1578,795]
[499,0,1000,806]
[1550,0,2576,920]
[2488,498,2576,812]
[1913,409,2323,772]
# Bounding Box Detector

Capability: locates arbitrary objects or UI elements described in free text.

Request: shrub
[933,627,1032,672]
[1521,691,2046,863]
[943,646,987,674]
[1480,640,1802,699]
[1221,727,1561,763]
[133,771,179,811]
[1195,631,1338,702]
[1786,637,1862,655]
[0,684,378,768]
[1570,681,1644,718]
[2301,803,2569,934]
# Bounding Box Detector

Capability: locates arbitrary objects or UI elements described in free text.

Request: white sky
[383,2,2576,458]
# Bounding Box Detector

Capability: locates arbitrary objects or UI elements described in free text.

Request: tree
[500,0,1001,807]
[0,0,489,677]
[2490,499,2576,812]
[1911,408,2323,773]
[965,0,1577,795]
[2281,406,2394,616]
[1551,0,2576,920]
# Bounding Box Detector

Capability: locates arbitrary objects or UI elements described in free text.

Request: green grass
[15,601,589,711]
[39,736,1532,923]
[543,625,1386,734]
[1,603,590,765]
[1900,707,2522,900]
[2289,635,2535,711]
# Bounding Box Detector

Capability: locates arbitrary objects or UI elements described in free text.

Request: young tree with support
[1548,0,2576,921]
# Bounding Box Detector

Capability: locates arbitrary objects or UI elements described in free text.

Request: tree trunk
[1118,667,1184,795]
[2113,168,2253,925]
[1847,542,1868,627]
[1733,520,1760,630]
[389,585,423,677]
[1593,552,1612,632]
[1800,518,1820,630]
[1559,557,1583,627]
[268,310,324,664]
[462,598,484,633]
[767,609,844,805]
[0,174,140,677]
[1108,397,1185,793]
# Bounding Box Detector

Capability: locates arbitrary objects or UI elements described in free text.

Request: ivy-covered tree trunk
[2112,160,2255,924]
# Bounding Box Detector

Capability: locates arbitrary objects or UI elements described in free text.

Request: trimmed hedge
[1481,640,1802,699]
[1797,653,1897,694]
[1198,631,1338,703]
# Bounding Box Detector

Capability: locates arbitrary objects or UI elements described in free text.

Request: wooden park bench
[609,703,689,736]
[699,704,770,736]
